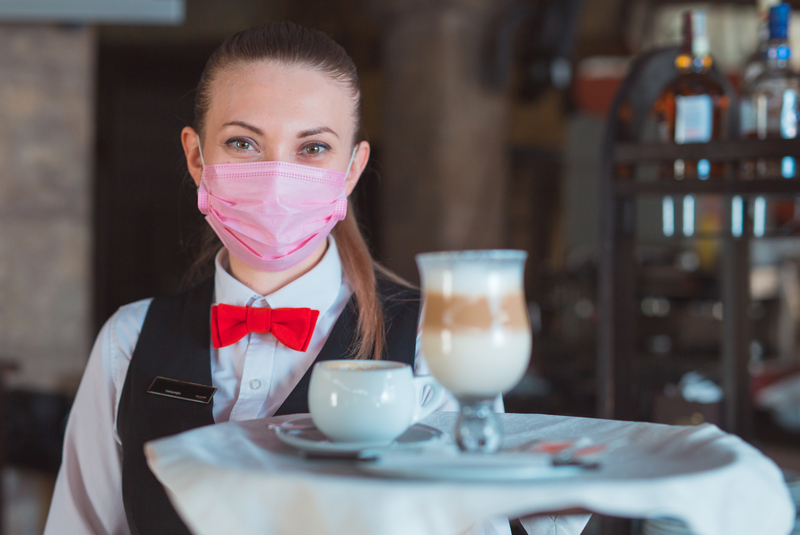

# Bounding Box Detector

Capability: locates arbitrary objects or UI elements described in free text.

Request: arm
[44,300,151,535]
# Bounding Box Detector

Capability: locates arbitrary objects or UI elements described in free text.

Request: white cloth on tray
[144,411,794,535]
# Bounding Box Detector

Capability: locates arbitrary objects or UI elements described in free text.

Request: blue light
[698,159,710,180]
[781,90,797,139]
[754,196,767,237]
[663,196,675,237]
[732,196,744,237]
[782,157,796,178]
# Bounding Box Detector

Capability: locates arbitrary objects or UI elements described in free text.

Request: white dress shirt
[43,239,513,535]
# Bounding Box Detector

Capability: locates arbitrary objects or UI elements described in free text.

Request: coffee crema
[421,291,528,331]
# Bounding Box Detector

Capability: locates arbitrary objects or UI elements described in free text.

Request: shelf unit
[597,46,800,438]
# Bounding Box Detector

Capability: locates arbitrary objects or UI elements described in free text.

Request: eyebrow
[298,126,339,139]
[222,121,264,136]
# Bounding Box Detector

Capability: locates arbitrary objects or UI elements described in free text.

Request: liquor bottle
[654,10,728,248]
[743,3,800,236]
[741,0,782,147]
[744,3,799,180]
[743,0,782,89]
[653,10,730,182]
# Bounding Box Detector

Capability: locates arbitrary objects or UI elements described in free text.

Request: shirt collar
[213,237,344,315]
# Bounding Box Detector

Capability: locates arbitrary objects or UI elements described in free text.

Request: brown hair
[191,21,400,360]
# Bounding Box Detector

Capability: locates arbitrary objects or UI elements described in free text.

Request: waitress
[44,21,517,535]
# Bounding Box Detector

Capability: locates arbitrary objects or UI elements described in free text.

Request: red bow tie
[211,304,320,351]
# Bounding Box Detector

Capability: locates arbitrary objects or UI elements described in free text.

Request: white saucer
[271,416,446,454]
[358,449,584,482]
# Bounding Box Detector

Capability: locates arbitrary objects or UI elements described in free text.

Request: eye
[302,143,329,156]
[225,138,258,153]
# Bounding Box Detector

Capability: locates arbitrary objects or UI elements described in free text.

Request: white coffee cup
[308,360,446,444]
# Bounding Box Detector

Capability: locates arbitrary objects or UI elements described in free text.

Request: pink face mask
[196,139,356,272]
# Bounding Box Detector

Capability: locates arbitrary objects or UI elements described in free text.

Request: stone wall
[0,25,95,392]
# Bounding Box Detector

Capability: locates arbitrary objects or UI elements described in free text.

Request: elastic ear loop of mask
[197,134,357,175]
[197,135,206,167]
[344,145,358,178]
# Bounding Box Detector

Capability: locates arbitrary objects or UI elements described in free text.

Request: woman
[44,21,514,535]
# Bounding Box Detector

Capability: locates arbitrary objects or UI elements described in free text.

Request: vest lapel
[273,294,358,416]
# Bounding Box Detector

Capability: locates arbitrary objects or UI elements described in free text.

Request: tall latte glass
[416,250,531,453]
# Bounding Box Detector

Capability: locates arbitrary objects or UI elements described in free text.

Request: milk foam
[417,259,524,296]
[420,330,531,396]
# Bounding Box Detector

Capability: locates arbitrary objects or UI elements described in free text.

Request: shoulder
[85,298,154,440]
[103,298,154,388]
[89,297,155,378]
[106,298,154,348]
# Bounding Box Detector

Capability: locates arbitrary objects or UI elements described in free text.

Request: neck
[226,240,329,296]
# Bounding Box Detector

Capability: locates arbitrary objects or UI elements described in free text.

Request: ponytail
[333,202,410,360]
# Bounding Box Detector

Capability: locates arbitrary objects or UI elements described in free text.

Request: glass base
[454,396,502,453]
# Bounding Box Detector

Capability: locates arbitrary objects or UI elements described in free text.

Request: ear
[345,140,370,196]
[181,126,203,187]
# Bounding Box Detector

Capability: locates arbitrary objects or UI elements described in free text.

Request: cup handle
[412,375,446,424]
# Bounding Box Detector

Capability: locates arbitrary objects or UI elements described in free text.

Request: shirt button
[249,379,262,390]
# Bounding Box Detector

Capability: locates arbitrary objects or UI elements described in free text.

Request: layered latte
[420,286,531,397]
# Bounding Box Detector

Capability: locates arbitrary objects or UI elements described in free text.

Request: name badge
[147,376,217,404]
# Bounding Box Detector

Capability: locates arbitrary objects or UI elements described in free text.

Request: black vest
[117,276,420,535]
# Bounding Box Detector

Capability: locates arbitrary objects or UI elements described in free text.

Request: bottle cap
[769,3,791,41]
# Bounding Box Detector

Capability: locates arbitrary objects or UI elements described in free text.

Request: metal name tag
[147,376,217,404]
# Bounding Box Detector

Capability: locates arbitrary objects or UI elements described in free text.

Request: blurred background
[1,0,800,533]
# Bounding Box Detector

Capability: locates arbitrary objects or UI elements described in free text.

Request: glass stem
[454,396,501,453]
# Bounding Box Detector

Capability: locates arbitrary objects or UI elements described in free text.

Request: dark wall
[93,43,216,332]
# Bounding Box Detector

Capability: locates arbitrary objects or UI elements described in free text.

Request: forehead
[205,61,356,135]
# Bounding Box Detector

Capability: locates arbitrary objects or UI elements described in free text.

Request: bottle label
[675,94,713,144]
